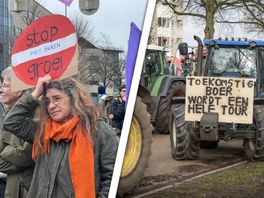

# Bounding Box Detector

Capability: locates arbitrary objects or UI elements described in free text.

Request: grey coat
[3,92,118,198]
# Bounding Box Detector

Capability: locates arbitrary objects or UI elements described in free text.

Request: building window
[15,27,22,36]
[176,19,183,29]
[171,38,175,47]
[171,19,175,30]
[158,37,169,47]
[158,17,170,28]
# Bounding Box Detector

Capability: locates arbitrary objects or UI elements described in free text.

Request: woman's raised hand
[31,75,52,99]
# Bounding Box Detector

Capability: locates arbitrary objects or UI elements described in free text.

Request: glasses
[45,95,64,107]
[121,89,126,92]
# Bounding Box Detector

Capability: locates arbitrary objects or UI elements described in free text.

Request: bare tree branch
[69,13,95,42]
[161,0,246,39]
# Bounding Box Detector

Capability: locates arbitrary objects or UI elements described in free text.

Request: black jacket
[110,97,125,130]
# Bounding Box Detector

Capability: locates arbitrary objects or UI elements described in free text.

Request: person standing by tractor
[0,68,34,198]
[109,84,126,136]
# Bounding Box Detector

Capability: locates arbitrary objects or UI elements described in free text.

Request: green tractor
[140,44,186,134]
[118,44,189,196]
[170,36,264,161]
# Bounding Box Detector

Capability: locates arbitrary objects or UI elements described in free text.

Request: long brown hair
[34,77,99,156]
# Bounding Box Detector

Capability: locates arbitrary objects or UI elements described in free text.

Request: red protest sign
[11,14,78,90]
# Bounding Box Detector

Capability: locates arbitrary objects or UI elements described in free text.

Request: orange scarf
[32,117,95,198]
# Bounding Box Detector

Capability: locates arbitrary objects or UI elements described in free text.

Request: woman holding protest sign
[3,75,118,198]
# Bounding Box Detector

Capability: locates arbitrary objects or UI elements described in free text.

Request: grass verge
[146,161,264,198]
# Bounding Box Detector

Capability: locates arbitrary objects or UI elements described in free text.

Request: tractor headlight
[209,40,215,46]
[250,41,257,48]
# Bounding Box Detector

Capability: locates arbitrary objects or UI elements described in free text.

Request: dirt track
[124,132,245,197]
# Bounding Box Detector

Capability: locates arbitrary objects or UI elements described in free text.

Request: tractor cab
[142,45,168,88]
[139,43,187,134]
[203,38,264,98]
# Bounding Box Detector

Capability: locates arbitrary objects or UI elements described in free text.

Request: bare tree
[79,48,121,89]
[79,51,113,86]
[16,0,50,26]
[70,16,124,88]
[97,51,116,88]
[78,33,123,89]
[69,13,96,43]
[200,0,264,36]
[162,0,245,39]
[10,0,51,46]
[236,0,264,34]
[70,14,98,84]
[97,33,113,49]
[113,53,126,88]
[96,33,122,88]
[78,47,95,84]
[148,8,159,44]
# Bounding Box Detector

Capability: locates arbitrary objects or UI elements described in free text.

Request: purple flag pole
[125,22,142,102]
[58,0,74,6]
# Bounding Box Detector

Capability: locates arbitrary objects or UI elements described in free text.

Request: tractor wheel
[170,104,199,160]
[244,105,264,161]
[118,97,153,196]
[200,141,219,149]
[156,81,185,134]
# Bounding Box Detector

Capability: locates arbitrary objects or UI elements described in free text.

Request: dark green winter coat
[3,92,118,198]
[0,101,34,198]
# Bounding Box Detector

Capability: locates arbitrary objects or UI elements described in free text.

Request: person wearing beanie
[97,85,107,107]
[98,85,106,96]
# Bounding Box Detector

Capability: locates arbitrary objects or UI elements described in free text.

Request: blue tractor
[170,36,264,161]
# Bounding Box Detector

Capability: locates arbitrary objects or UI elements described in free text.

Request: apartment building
[150,1,183,56]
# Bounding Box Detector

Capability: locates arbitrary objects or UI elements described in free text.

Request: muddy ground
[143,162,264,198]
[124,133,247,197]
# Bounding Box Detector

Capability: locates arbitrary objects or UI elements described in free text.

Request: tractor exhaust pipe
[194,35,203,76]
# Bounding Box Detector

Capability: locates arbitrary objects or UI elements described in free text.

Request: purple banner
[126,22,141,102]
[58,0,74,6]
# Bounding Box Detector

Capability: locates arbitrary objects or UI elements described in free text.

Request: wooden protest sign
[185,76,255,124]
[11,14,78,91]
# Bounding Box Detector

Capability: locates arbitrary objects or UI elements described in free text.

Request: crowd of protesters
[97,84,126,137]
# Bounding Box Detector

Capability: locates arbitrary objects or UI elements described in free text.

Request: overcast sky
[36,0,148,52]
